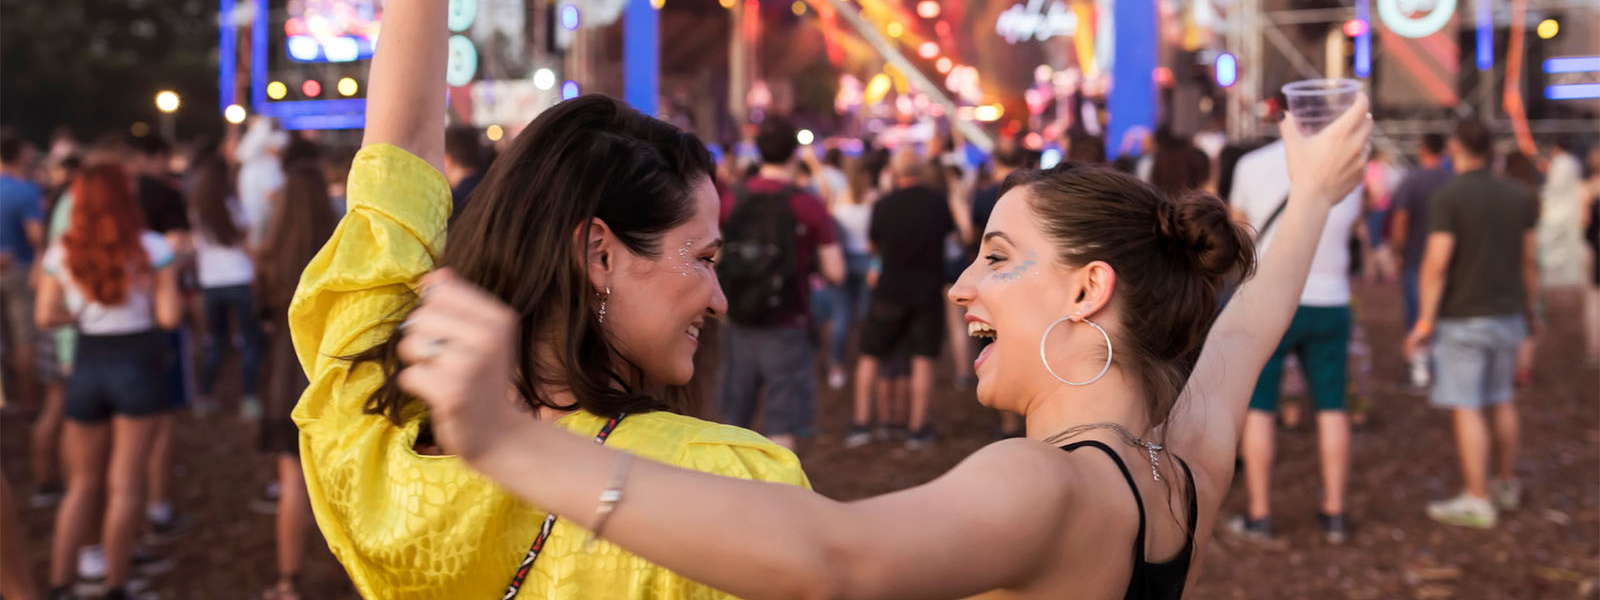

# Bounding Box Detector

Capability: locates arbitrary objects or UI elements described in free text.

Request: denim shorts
[65,330,174,423]
[1430,315,1526,410]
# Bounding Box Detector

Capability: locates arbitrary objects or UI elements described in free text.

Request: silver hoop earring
[1040,316,1113,386]
[597,286,610,324]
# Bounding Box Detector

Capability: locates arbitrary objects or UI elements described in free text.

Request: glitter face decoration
[667,238,711,277]
[993,251,1038,282]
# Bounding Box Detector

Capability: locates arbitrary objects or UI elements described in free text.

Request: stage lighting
[224,104,247,124]
[302,79,322,97]
[337,77,359,97]
[1215,53,1238,87]
[1537,19,1559,39]
[1343,19,1368,37]
[887,22,903,38]
[918,42,938,59]
[916,1,940,19]
[267,81,288,100]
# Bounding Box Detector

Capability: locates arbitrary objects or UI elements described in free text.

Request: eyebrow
[982,232,1015,245]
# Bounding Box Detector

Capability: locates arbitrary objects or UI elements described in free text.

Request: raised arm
[361,0,448,170]
[396,269,1077,600]
[1168,95,1372,478]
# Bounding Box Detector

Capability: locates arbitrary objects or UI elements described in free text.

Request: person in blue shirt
[0,131,46,412]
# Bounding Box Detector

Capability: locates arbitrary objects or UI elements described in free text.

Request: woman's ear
[578,217,614,291]
[1070,260,1117,320]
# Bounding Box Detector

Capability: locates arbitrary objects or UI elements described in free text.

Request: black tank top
[1060,441,1198,600]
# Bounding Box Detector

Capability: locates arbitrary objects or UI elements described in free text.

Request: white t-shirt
[192,197,256,288]
[237,120,287,246]
[833,202,872,256]
[1229,140,1363,307]
[42,231,175,335]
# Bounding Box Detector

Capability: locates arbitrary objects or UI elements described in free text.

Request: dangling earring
[1039,313,1114,386]
[597,286,610,324]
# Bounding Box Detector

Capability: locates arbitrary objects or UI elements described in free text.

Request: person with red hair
[35,163,181,600]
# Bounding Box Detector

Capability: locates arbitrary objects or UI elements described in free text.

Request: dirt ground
[3,282,1596,600]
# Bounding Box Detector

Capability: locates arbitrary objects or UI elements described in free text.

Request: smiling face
[948,186,1118,414]
[600,177,728,387]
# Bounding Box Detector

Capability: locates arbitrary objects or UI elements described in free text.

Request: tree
[1,0,221,143]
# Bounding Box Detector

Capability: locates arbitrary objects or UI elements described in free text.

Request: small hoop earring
[1040,316,1113,386]
[598,286,610,324]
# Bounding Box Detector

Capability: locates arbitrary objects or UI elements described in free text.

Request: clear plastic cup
[1281,79,1362,135]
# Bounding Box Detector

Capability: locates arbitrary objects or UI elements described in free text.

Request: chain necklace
[1040,422,1163,481]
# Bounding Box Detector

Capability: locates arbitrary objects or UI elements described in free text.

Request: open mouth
[967,320,997,340]
[686,323,702,342]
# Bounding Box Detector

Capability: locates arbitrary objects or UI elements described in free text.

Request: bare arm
[1388,208,1410,254]
[817,242,846,285]
[396,270,1075,599]
[34,274,71,329]
[1403,233,1455,358]
[23,221,42,253]
[360,0,448,170]
[1168,95,1372,478]
[153,266,182,330]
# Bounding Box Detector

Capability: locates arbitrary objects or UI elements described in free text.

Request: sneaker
[1408,353,1431,389]
[144,511,191,545]
[1490,479,1523,512]
[1317,512,1350,544]
[240,394,263,421]
[826,368,847,391]
[905,427,935,451]
[30,481,65,508]
[1227,514,1275,541]
[1426,493,1496,529]
[251,482,282,515]
[843,426,873,448]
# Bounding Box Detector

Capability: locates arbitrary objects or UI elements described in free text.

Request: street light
[155,90,180,140]
[224,104,248,124]
[155,91,181,113]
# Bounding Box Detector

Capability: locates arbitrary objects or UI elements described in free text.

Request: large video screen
[284,0,382,63]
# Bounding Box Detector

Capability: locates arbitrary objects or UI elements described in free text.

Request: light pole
[155,90,181,140]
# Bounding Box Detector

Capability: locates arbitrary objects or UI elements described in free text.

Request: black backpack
[719,185,808,327]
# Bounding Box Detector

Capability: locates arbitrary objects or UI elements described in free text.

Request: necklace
[1040,422,1164,481]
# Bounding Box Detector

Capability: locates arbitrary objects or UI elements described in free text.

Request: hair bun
[1156,193,1256,284]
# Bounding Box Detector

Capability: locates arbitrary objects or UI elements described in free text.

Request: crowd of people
[0,4,1596,599]
[0,122,346,599]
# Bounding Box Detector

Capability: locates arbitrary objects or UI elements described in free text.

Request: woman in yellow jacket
[287,1,806,597]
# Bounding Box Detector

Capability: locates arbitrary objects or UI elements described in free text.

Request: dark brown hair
[188,155,244,247]
[258,163,338,316]
[350,95,715,425]
[1452,119,1493,159]
[1002,163,1256,426]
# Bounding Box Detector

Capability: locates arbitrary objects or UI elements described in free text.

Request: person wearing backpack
[716,117,846,451]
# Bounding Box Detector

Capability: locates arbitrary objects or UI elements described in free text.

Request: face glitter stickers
[993,251,1038,282]
[667,238,712,278]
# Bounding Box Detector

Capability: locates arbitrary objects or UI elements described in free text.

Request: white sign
[1377,0,1457,39]
[995,0,1078,44]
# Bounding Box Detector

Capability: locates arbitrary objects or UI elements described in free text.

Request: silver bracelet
[586,453,633,551]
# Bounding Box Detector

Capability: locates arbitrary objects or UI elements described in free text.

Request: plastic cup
[1281,79,1362,135]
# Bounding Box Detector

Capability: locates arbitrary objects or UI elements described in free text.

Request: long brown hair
[188,155,244,246]
[1004,163,1255,426]
[62,164,149,305]
[349,95,716,425]
[258,162,338,316]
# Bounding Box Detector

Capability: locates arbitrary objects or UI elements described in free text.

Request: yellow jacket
[290,144,809,599]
